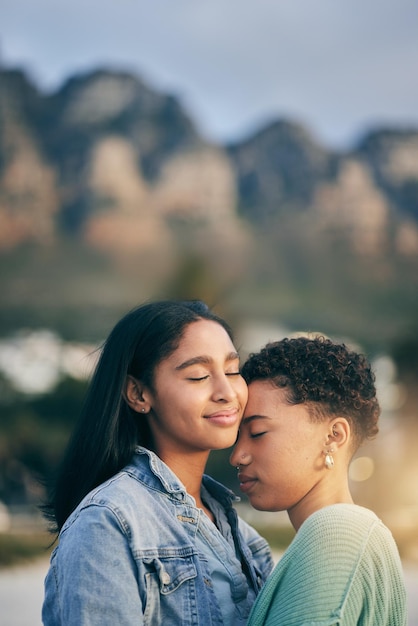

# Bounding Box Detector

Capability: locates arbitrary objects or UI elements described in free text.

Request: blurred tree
[162,251,223,306]
[0,376,88,505]
[390,328,418,423]
[391,330,418,381]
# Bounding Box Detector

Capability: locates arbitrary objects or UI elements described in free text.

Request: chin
[250,501,270,511]
[248,496,278,512]
[212,434,239,450]
[253,502,285,513]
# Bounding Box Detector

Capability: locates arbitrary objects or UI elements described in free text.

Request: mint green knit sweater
[248,504,406,625]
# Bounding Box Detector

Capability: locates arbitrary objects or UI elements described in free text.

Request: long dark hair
[44,300,233,532]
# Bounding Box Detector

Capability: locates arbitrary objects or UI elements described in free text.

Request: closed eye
[188,371,240,381]
[250,431,267,439]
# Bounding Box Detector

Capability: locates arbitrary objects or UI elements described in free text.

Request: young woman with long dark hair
[42,300,273,625]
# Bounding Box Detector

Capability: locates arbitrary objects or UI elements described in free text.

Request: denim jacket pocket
[142,552,201,625]
[145,553,197,593]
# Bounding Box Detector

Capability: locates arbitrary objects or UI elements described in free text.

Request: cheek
[232,381,248,413]
[259,438,305,477]
[240,382,249,405]
[256,441,282,472]
[291,440,323,476]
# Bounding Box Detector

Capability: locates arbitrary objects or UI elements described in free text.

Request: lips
[204,408,239,426]
[237,473,257,493]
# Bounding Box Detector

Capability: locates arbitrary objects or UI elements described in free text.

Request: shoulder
[278,504,386,569]
[252,505,404,616]
[286,504,401,572]
[298,503,380,542]
[304,502,378,524]
[61,463,168,536]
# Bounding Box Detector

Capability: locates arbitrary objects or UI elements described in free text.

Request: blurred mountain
[0,66,417,346]
[228,119,418,256]
[0,67,240,245]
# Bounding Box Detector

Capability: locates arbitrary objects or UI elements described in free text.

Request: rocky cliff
[1,66,418,258]
[1,66,417,344]
[0,67,242,256]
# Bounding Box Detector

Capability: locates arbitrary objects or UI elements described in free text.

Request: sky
[1,0,418,149]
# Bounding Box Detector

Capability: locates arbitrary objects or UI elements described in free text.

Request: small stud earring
[141,408,145,413]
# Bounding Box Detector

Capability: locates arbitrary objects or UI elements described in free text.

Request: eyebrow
[175,351,240,371]
[241,414,271,426]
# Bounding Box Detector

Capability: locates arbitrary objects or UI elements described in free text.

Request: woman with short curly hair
[231,335,407,626]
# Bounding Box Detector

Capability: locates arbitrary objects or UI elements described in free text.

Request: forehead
[180,319,233,349]
[244,380,287,414]
[164,319,237,365]
[243,380,316,429]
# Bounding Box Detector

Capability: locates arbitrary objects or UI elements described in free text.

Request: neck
[158,449,210,508]
[288,479,353,532]
[160,449,215,522]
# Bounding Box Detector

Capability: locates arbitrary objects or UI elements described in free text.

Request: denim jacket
[42,447,273,625]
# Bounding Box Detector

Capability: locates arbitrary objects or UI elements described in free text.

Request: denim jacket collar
[131,446,240,508]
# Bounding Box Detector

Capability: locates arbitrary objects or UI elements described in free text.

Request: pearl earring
[324,446,335,469]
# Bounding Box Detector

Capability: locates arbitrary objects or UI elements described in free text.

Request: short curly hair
[241,336,380,446]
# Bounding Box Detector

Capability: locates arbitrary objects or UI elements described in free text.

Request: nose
[212,373,238,403]
[229,444,251,468]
